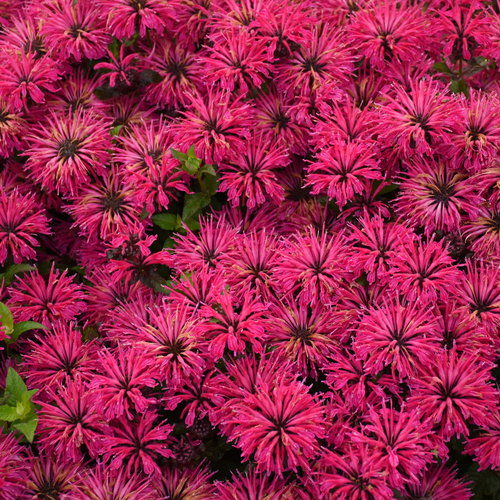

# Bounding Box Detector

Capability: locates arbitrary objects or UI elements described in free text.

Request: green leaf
[5,368,28,402]
[7,321,46,344]
[199,163,216,177]
[450,79,469,97]
[181,157,201,176]
[1,264,35,285]
[0,302,14,335]
[13,415,38,443]
[433,61,453,75]
[182,193,211,221]
[110,124,124,136]
[171,149,187,161]
[152,213,182,231]
[0,405,20,422]
[204,174,219,196]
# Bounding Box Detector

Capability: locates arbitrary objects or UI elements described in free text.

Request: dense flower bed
[0,0,499,498]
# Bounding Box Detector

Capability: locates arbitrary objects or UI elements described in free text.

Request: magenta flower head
[41,0,110,62]
[0,433,27,498]
[377,80,456,157]
[37,380,107,462]
[306,142,381,208]
[136,302,205,386]
[90,347,157,420]
[200,28,273,94]
[274,227,351,305]
[408,349,498,440]
[0,51,59,111]
[95,45,142,89]
[465,410,500,472]
[0,188,50,265]
[155,463,215,499]
[26,110,112,196]
[348,1,431,69]
[77,463,154,500]
[227,381,325,476]
[388,238,462,302]
[0,98,26,157]
[101,0,172,39]
[171,88,254,164]
[396,157,478,236]
[219,132,288,208]
[351,405,434,488]
[23,321,97,394]
[8,265,87,324]
[103,412,173,477]
[353,298,440,380]
[66,167,142,242]
[401,464,472,500]
[145,38,205,108]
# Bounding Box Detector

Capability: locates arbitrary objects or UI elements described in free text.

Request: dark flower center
[165,60,187,81]
[101,191,125,212]
[58,138,82,159]
[129,0,147,10]
[429,183,455,206]
[485,214,500,232]
[303,56,325,73]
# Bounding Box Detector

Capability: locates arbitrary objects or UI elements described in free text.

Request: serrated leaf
[7,321,46,344]
[181,157,201,175]
[204,174,219,196]
[171,149,187,161]
[13,415,38,443]
[182,193,211,221]
[450,79,469,96]
[0,405,20,422]
[433,61,453,75]
[0,302,13,335]
[152,213,182,231]
[199,164,216,176]
[3,264,35,285]
[110,124,124,136]
[5,368,28,402]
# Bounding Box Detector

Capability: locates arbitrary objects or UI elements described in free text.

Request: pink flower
[77,463,154,500]
[227,382,325,476]
[0,51,59,111]
[408,349,498,440]
[276,23,353,97]
[0,98,26,157]
[388,239,462,302]
[465,410,500,471]
[266,298,339,378]
[348,1,431,69]
[318,445,394,500]
[136,302,205,386]
[377,80,457,157]
[26,110,111,196]
[156,463,215,499]
[41,0,110,62]
[171,88,253,164]
[95,46,141,88]
[306,142,381,208]
[200,293,267,359]
[144,38,204,107]
[200,28,273,93]
[90,347,157,420]
[37,380,106,462]
[66,168,142,242]
[103,413,173,477]
[396,157,478,236]
[348,214,415,283]
[274,227,351,305]
[23,321,97,393]
[450,91,500,172]
[219,133,288,208]
[215,469,291,500]
[353,299,440,379]
[0,433,27,498]
[351,406,434,488]
[0,188,50,265]
[401,464,472,499]
[101,0,172,39]
[8,266,87,324]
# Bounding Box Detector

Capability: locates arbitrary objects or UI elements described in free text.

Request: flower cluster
[0,0,498,498]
